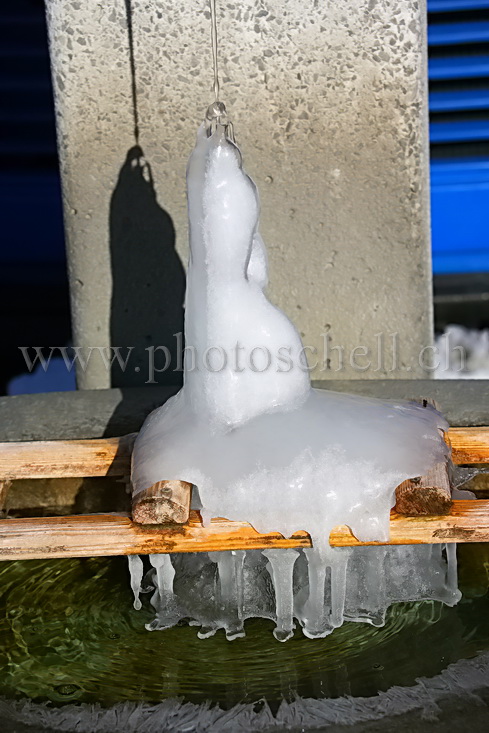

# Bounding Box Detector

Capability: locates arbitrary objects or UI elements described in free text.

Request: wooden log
[395,473,452,516]
[0,500,487,560]
[0,427,487,483]
[132,480,192,524]
[395,398,452,516]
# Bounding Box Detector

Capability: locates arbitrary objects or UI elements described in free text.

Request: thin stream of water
[209,0,220,103]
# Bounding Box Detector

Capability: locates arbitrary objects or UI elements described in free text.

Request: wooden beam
[0,427,487,482]
[450,427,489,465]
[0,500,487,560]
[0,434,136,480]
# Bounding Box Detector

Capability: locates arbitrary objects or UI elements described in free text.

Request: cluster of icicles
[130,120,462,641]
[128,544,460,642]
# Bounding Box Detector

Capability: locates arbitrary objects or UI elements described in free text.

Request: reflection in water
[0,554,489,707]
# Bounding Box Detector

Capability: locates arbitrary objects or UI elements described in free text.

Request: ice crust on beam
[131,124,460,640]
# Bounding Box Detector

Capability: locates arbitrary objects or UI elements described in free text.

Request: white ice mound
[131,124,460,641]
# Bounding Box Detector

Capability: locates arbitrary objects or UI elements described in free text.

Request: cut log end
[394,398,453,516]
[394,452,453,516]
[132,480,192,525]
[395,482,453,516]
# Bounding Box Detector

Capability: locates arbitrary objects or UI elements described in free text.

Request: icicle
[149,553,175,598]
[208,551,234,603]
[207,550,246,640]
[301,546,351,638]
[233,550,246,622]
[446,543,462,604]
[127,555,143,611]
[359,547,387,626]
[301,548,328,638]
[145,554,180,632]
[194,553,219,640]
[263,548,299,642]
[329,548,351,628]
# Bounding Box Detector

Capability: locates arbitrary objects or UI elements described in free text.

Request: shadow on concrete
[105,0,184,437]
[109,146,185,391]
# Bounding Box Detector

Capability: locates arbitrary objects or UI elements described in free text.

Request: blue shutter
[428,1,489,274]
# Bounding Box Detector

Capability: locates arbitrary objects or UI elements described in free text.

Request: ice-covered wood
[0,500,488,560]
[394,399,453,516]
[0,426,486,484]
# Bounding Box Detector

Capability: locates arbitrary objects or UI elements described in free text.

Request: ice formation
[130,122,461,641]
[8,649,489,731]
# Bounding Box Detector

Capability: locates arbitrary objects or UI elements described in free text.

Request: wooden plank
[132,480,192,524]
[0,427,487,482]
[0,500,487,560]
[450,427,489,465]
[0,434,136,479]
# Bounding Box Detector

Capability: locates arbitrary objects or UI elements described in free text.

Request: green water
[1,552,489,708]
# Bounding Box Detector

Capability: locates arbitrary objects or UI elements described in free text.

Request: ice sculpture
[130,120,461,641]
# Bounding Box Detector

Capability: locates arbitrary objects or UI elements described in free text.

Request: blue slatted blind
[428,0,489,274]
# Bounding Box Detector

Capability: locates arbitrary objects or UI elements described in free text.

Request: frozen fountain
[130,108,460,642]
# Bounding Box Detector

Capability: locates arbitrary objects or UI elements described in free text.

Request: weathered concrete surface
[0,386,178,441]
[46,0,433,386]
[0,381,487,442]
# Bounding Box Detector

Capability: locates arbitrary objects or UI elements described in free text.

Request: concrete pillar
[46,0,433,387]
